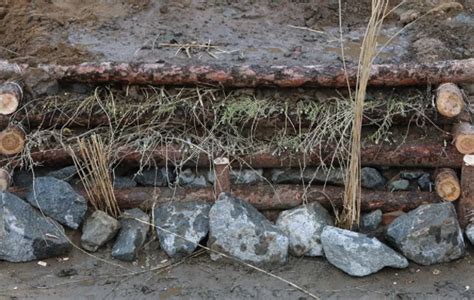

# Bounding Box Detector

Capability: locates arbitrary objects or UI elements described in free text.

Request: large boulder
[386,202,465,265]
[208,193,288,265]
[112,208,150,261]
[26,177,87,229]
[276,202,333,256]
[0,192,71,262]
[321,226,408,277]
[81,210,121,252]
[154,201,211,258]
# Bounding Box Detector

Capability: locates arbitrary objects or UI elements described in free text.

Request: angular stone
[178,168,208,187]
[271,167,344,185]
[417,173,434,191]
[386,202,465,265]
[321,226,408,277]
[388,179,410,191]
[361,209,382,231]
[154,201,211,258]
[135,168,175,187]
[81,211,121,252]
[400,171,426,180]
[208,193,288,265]
[466,224,474,245]
[361,167,386,190]
[113,176,137,188]
[26,177,87,229]
[276,202,333,256]
[112,208,150,261]
[0,192,71,262]
[46,165,77,182]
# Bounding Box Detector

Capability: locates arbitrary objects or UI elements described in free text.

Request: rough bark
[1,59,473,88]
[459,155,474,228]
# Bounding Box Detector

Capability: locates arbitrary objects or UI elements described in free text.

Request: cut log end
[0,126,26,155]
[0,82,22,115]
[436,83,464,118]
[0,168,10,191]
[453,122,474,154]
[435,168,461,201]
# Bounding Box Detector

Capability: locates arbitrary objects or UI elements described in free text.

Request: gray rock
[361,167,386,190]
[231,169,263,184]
[135,168,175,187]
[361,209,383,231]
[386,202,465,265]
[271,167,344,185]
[417,173,434,191]
[46,165,77,182]
[388,179,410,191]
[321,226,408,277]
[466,224,474,245]
[178,169,208,187]
[113,176,137,188]
[276,202,333,256]
[26,177,87,229]
[208,193,288,265]
[13,169,48,188]
[112,209,150,261]
[400,171,426,180]
[0,192,71,262]
[154,201,211,258]
[81,210,121,252]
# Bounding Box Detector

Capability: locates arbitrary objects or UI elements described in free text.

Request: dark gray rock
[154,201,211,258]
[81,210,121,252]
[271,168,344,185]
[276,202,333,256]
[135,168,175,187]
[0,192,71,262]
[12,169,48,188]
[178,169,208,187]
[400,171,426,180]
[388,179,410,191]
[208,193,288,265]
[417,173,434,191]
[46,165,77,182]
[361,167,386,190]
[386,202,465,265]
[231,169,263,184]
[26,177,87,229]
[466,224,474,245]
[112,209,150,261]
[361,209,383,232]
[321,226,408,277]
[113,176,137,188]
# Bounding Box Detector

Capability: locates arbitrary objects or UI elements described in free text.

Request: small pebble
[433,269,441,275]
[37,261,47,267]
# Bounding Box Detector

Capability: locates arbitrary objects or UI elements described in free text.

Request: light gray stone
[386,202,465,265]
[466,224,474,245]
[0,192,71,262]
[81,211,121,252]
[361,209,383,232]
[321,226,408,277]
[26,177,87,229]
[361,167,386,190]
[154,201,211,258]
[135,168,175,187]
[112,208,149,261]
[276,202,333,256]
[208,193,288,265]
[388,179,410,191]
[178,168,208,187]
[271,168,344,185]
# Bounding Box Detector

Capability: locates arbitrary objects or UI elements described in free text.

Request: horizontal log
[8,184,441,213]
[1,59,473,88]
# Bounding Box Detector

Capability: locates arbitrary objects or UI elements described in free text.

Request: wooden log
[436,83,464,118]
[452,122,474,154]
[434,168,461,201]
[0,125,25,155]
[0,168,10,191]
[459,155,474,228]
[0,59,473,88]
[213,157,230,198]
[0,82,22,115]
[8,184,441,213]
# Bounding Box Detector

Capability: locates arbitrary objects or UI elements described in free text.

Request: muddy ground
[1,0,474,299]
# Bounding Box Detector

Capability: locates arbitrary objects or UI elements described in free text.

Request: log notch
[0,82,22,115]
[459,155,474,228]
[0,168,10,191]
[0,125,26,155]
[434,168,461,201]
[436,83,464,118]
[452,122,474,154]
[213,157,230,198]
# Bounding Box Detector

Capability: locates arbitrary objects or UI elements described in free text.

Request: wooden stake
[434,168,461,201]
[0,82,22,115]
[452,122,474,154]
[213,157,230,199]
[0,168,10,191]
[0,125,25,155]
[436,83,464,118]
[459,155,474,228]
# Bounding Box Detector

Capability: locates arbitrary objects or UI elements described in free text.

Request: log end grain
[453,122,474,154]
[436,83,464,118]
[0,126,25,155]
[0,82,22,115]
[0,168,10,191]
[435,168,461,201]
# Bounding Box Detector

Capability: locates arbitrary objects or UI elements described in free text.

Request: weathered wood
[1,59,473,88]
[0,125,25,155]
[459,155,474,228]
[434,168,461,201]
[436,83,464,118]
[0,168,10,191]
[0,82,22,115]
[213,157,230,198]
[452,122,474,154]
